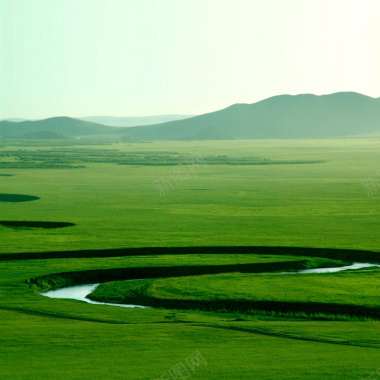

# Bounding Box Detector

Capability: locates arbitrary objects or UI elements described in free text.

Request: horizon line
[1,90,378,120]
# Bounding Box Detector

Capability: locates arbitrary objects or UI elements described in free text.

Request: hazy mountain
[2,92,380,140]
[0,117,114,138]
[123,92,380,140]
[79,114,194,127]
[1,118,27,122]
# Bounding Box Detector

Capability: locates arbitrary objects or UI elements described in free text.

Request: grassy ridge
[27,256,340,293]
[88,268,380,320]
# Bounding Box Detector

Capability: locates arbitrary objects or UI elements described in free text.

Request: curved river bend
[42,283,147,309]
[41,262,380,309]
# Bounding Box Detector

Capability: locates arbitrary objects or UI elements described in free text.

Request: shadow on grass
[0,194,40,202]
[3,245,380,262]
[0,221,75,229]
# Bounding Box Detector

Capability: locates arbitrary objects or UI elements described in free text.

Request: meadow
[2,138,380,254]
[1,138,380,379]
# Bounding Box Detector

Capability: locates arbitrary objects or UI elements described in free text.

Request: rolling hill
[123,92,380,140]
[0,118,27,122]
[0,117,115,138]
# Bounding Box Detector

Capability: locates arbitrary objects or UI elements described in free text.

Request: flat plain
[1,138,380,379]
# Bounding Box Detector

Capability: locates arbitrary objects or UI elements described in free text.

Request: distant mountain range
[1,92,380,140]
[124,92,380,140]
[78,114,194,127]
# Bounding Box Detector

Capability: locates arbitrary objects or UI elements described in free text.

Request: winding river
[41,262,380,309]
[280,262,380,274]
[42,283,147,308]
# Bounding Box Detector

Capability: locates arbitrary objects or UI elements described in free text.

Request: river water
[41,283,146,308]
[280,262,380,274]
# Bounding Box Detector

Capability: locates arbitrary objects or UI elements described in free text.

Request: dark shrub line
[27,260,310,293]
[4,245,380,262]
[0,221,75,229]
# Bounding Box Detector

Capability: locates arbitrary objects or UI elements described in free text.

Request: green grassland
[1,138,380,379]
[1,251,380,379]
[3,308,380,380]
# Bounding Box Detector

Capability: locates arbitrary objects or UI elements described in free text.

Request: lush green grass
[2,309,380,380]
[1,253,380,379]
[0,248,379,378]
[1,139,380,379]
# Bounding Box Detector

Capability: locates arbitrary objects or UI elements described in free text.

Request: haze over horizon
[1,0,380,119]
[2,91,379,122]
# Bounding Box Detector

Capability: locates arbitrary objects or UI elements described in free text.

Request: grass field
[1,139,380,379]
[1,139,380,254]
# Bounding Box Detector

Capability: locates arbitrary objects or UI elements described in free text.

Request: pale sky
[1,0,380,119]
